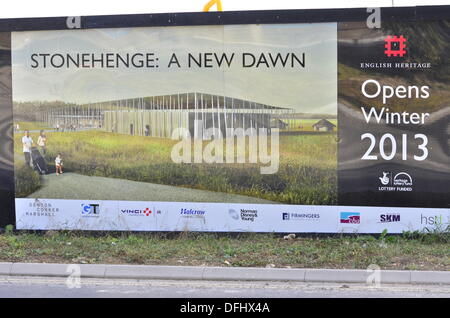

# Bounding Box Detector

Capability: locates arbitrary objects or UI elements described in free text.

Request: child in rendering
[55,154,63,175]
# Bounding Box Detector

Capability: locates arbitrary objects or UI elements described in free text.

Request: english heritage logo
[384,35,407,57]
[360,34,431,70]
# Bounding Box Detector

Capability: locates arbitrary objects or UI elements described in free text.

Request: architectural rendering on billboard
[0,6,448,232]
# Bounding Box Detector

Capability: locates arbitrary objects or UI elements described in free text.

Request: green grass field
[14,161,41,198]
[0,231,448,270]
[14,125,337,204]
[15,121,52,131]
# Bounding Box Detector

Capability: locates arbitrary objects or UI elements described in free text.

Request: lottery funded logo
[378,171,413,192]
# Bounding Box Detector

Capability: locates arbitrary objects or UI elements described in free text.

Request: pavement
[27,172,276,203]
[0,262,448,285]
[1,276,449,298]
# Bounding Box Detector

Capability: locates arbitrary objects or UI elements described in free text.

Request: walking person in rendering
[37,130,47,155]
[22,130,33,167]
[55,154,63,175]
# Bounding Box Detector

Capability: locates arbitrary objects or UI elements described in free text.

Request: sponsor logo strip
[14,199,449,233]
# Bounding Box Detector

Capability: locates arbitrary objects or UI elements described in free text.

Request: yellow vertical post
[203,0,223,12]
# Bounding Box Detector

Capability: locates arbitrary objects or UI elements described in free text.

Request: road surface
[0,276,448,298]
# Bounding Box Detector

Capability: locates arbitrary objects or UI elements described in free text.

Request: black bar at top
[0,5,448,32]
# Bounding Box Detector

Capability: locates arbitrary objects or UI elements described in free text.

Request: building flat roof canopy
[83,92,292,112]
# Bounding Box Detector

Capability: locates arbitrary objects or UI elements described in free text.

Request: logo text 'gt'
[81,203,100,216]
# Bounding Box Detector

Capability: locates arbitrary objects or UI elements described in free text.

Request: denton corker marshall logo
[378,172,413,192]
[25,199,60,217]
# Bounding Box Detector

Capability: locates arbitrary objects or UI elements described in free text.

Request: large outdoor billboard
[0,6,449,232]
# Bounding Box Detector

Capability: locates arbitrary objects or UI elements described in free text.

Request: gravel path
[28,172,276,203]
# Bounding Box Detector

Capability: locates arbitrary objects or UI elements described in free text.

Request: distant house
[270,119,288,129]
[312,119,336,132]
